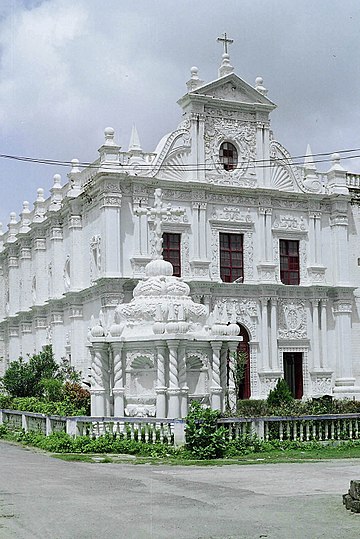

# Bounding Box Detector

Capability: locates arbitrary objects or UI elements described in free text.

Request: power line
[0,147,360,173]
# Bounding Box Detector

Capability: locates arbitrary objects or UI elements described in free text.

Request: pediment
[191,73,276,108]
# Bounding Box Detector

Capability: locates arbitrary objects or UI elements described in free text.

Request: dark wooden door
[237,325,251,400]
[283,352,303,399]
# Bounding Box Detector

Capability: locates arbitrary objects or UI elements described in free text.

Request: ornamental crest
[278,301,307,339]
[204,116,256,186]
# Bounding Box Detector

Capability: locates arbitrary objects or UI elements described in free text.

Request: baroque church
[1,37,360,417]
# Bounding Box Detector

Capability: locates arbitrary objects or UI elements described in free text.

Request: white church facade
[1,39,360,417]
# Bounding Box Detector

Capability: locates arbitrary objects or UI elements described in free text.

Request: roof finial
[217,32,234,77]
[217,32,233,55]
[128,124,142,153]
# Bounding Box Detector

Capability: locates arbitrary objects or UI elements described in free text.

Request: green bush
[267,379,294,408]
[185,401,227,459]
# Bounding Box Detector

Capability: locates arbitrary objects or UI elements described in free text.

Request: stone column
[8,326,20,362]
[167,340,180,418]
[198,203,207,259]
[50,225,64,299]
[260,298,270,370]
[330,206,349,286]
[258,209,266,261]
[19,243,32,312]
[68,212,83,291]
[111,342,124,417]
[227,341,237,411]
[100,191,122,277]
[91,342,110,416]
[34,317,47,353]
[50,311,65,362]
[320,299,328,369]
[311,299,320,369]
[270,297,278,370]
[210,341,223,410]
[178,342,188,418]
[155,342,167,418]
[69,305,85,374]
[333,301,355,387]
[192,202,200,259]
[8,250,19,316]
[265,209,273,262]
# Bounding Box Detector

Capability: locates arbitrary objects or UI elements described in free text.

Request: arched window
[219,142,238,171]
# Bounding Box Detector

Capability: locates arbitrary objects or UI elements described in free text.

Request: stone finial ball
[9,211,16,220]
[23,201,30,210]
[104,127,115,136]
[190,66,198,76]
[37,188,44,197]
[332,152,341,162]
[255,77,263,86]
[53,173,61,184]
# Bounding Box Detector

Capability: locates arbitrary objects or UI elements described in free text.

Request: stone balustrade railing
[2,410,360,448]
[0,409,184,446]
[219,413,360,442]
[347,173,360,189]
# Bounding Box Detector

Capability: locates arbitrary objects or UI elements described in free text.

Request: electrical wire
[0,147,360,172]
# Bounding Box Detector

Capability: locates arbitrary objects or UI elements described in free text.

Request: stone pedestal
[112,388,125,416]
[156,387,167,418]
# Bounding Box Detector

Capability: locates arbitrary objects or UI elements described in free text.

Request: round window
[219,142,238,171]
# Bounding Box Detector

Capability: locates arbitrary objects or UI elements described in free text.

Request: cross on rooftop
[147,188,185,259]
[217,32,234,54]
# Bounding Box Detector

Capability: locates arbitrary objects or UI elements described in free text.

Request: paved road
[0,441,360,538]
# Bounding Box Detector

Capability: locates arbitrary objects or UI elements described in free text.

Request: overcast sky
[0,0,359,224]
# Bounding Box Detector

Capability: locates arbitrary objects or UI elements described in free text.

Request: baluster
[324,421,328,441]
[159,423,164,443]
[355,420,359,439]
[305,423,309,441]
[349,420,353,440]
[293,421,297,442]
[145,424,149,443]
[330,420,335,440]
[279,422,283,441]
[235,423,239,440]
[337,420,341,440]
[228,424,232,441]
[299,423,303,442]
[318,422,322,441]
[265,423,269,442]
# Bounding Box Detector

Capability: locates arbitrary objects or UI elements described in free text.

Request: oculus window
[219,142,238,171]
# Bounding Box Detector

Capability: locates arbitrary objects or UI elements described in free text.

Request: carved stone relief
[278,300,307,339]
[204,116,256,186]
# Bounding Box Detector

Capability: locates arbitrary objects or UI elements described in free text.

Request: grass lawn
[52,444,360,466]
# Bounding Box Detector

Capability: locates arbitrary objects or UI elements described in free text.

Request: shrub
[185,401,227,459]
[267,379,294,408]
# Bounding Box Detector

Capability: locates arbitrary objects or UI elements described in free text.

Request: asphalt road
[0,441,359,538]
